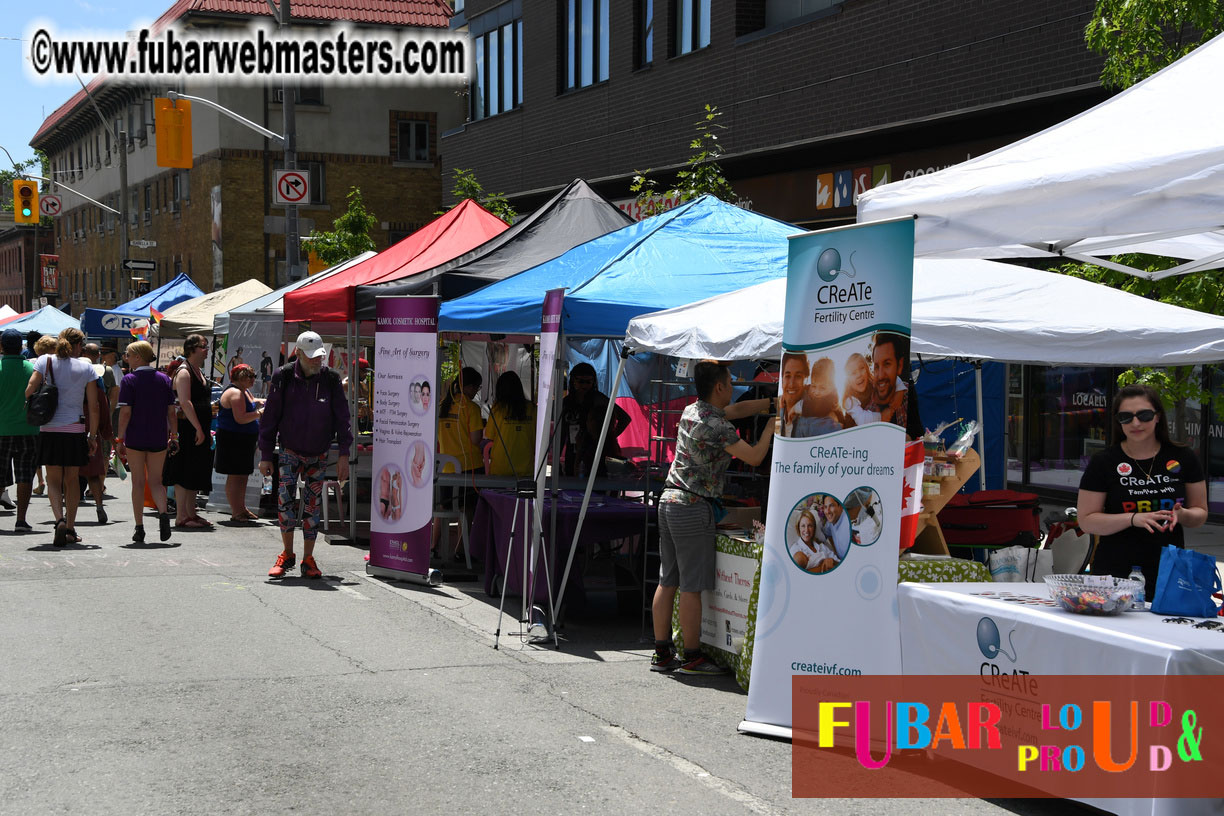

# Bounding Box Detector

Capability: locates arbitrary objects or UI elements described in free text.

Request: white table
[899,583,1224,816]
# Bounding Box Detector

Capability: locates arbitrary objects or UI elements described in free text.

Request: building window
[143,185,152,223]
[274,85,324,105]
[673,0,711,56]
[764,0,839,28]
[637,0,654,67]
[471,3,522,121]
[565,0,610,90]
[396,119,432,163]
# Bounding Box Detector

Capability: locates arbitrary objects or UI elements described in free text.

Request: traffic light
[154,98,193,169]
[12,180,38,225]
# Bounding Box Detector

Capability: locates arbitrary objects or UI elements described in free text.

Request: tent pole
[346,320,354,545]
[975,361,986,491]
[553,350,628,618]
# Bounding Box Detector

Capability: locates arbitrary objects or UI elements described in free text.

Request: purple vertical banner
[533,288,565,478]
[368,296,438,579]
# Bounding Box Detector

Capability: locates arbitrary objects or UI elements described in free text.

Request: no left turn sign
[39,195,62,217]
[274,170,309,205]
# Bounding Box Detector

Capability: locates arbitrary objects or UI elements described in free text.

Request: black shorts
[37,431,89,468]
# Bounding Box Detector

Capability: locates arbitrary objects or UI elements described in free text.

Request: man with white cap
[258,331,352,579]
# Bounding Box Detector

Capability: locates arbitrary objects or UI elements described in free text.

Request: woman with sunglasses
[1077,384,1207,600]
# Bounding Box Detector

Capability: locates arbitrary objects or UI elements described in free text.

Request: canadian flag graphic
[898,440,925,551]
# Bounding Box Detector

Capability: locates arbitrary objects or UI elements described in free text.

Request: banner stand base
[366,564,443,587]
[737,720,792,742]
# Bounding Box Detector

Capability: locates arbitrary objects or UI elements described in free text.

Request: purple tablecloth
[472,490,654,601]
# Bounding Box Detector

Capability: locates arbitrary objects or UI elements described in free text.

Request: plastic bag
[947,420,981,458]
[111,452,128,481]
[989,545,1052,582]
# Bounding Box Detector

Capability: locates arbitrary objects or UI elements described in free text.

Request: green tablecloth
[898,557,991,583]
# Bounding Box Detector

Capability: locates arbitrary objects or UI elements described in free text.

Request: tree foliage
[443,168,517,225]
[630,104,737,215]
[1086,0,1224,88]
[307,186,377,267]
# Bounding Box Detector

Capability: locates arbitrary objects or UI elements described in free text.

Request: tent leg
[975,361,986,491]
[348,321,358,546]
[553,351,628,619]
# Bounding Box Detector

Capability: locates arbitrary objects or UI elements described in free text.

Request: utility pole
[76,75,130,305]
[118,127,130,303]
[272,0,299,286]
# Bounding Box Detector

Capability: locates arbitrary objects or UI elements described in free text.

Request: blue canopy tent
[439,195,795,337]
[81,273,205,337]
[2,305,80,336]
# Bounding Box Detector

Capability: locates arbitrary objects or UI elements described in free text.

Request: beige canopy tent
[158,279,273,337]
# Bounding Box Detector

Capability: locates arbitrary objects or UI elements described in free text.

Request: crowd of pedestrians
[0,328,352,581]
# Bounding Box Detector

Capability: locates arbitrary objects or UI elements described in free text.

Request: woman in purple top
[115,341,176,543]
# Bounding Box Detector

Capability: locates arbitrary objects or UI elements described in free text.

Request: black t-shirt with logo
[1079,443,1204,597]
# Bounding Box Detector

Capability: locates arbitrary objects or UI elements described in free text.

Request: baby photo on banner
[743,218,914,736]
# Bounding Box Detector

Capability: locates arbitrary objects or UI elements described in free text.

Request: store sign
[367,296,438,581]
[39,254,58,292]
[743,218,914,735]
[613,193,755,221]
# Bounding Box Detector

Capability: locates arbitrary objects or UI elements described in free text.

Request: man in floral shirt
[652,361,776,676]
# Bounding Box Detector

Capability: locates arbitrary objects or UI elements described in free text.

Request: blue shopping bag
[1149,545,1223,618]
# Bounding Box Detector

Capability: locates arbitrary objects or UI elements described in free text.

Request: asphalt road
[0,478,1088,815]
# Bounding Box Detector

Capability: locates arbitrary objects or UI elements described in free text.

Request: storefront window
[1025,366,1111,492]
[1203,367,1224,513]
[1005,364,1024,483]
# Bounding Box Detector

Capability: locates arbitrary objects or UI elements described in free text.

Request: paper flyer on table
[743,218,914,733]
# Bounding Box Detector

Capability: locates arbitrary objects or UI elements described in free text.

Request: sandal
[175,517,211,529]
[66,529,82,544]
[52,519,68,547]
[189,515,215,528]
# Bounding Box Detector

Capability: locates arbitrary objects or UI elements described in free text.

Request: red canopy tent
[283,199,510,323]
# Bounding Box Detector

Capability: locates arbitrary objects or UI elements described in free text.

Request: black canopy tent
[352,178,633,319]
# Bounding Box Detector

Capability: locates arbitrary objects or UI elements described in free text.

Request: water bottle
[1128,566,1146,610]
[262,474,273,495]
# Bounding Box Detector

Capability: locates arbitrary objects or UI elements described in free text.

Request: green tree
[1059,256,1223,440]
[2,150,53,226]
[1086,0,1224,88]
[1075,4,1224,438]
[442,168,517,225]
[630,104,737,217]
[306,186,377,267]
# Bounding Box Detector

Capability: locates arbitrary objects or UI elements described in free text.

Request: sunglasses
[1115,409,1157,425]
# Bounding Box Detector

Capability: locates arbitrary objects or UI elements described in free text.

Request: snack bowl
[1043,574,1142,616]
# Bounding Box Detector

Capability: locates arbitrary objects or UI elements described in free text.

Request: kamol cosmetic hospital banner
[368,296,438,579]
[742,218,914,735]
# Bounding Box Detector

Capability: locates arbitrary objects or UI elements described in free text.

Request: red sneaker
[268,551,296,578]
[301,556,322,579]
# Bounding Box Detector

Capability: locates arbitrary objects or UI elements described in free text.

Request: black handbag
[26,358,59,426]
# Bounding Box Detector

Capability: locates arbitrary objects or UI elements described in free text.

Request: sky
[1,0,165,168]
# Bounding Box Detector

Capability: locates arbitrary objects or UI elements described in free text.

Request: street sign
[274,170,309,205]
[122,259,157,271]
[39,195,62,217]
[130,239,158,249]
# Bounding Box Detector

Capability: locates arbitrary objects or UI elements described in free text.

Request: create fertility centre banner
[368,296,438,579]
[742,218,914,736]
[534,288,565,481]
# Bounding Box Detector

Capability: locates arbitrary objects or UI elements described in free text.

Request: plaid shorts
[0,434,39,486]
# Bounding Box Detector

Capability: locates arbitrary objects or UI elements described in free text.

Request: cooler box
[937,490,1041,549]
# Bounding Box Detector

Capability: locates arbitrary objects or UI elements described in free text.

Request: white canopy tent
[625,259,1224,365]
[623,258,1224,490]
[856,31,1224,280]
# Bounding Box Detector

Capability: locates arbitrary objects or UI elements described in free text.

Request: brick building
[30,0,463,312]
[442,0,1110,224]
[0,218,54,312]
